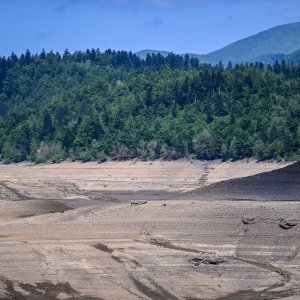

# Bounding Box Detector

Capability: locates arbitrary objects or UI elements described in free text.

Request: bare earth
[0,159,299,300]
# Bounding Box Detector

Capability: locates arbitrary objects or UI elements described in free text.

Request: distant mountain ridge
[135,49,171,59]
[136,22,300,65]
[288,49,300,63]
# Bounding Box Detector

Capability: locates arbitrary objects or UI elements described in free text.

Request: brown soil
[180,162,300,201]
[0,160,299,299]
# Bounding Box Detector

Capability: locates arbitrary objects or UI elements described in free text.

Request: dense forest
[0,49,299,163]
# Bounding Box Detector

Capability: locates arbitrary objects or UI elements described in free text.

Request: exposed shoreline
[0,159,299,299]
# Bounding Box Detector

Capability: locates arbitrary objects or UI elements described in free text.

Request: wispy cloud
[144,15,164,28]
[53,3,69,12]
[152,0,173,9]
[48,0,202,12]
[48,0,290,13]
[48,0,81,12]
[35,32,51,40]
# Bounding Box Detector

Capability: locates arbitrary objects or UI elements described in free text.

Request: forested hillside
[0,49,299,163]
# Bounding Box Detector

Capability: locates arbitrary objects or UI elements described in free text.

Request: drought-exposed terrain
[0,160,299,300]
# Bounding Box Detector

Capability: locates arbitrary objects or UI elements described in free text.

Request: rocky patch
[189,256,226,266]
[279,219,298,230]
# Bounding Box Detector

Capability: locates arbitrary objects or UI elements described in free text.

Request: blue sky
[0,0,300,56]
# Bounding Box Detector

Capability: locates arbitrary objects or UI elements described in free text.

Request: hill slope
[135,49,171,59]
[182,162,300,201]
[202,22,300,64]
[0,49,299,163]
[288,49,300,63]
[137,22,300,64]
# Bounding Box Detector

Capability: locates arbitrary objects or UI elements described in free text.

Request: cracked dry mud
[0,160,299,299]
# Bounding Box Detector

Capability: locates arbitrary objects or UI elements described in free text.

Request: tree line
[0,49,299,163]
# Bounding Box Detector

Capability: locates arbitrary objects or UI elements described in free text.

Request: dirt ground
[0,159,299,299]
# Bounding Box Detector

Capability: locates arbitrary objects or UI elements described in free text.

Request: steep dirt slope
[181,162,300,201]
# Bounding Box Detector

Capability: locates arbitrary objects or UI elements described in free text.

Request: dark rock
[189,256,226,266]
[131,201,148,206]
[242,216,257,225]
[279,219,298,230]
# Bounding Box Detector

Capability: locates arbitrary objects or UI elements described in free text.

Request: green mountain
[136,49,206,63]
[203,22,300,64]
[248,49,300,65]
[288,49,300,63]
[135,49,171,59]
[250,53,287,65]
[137,22,300,65]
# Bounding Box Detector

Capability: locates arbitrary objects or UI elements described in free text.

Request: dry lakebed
[0,159,299,300]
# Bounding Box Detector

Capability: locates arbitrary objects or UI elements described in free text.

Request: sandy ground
[0,160,299,299]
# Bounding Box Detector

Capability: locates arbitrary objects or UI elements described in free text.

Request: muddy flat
[0,160,299,299]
